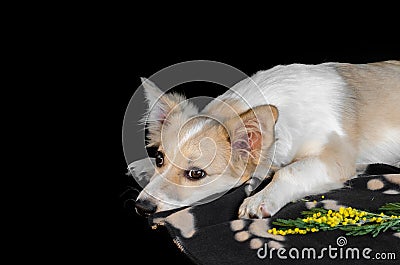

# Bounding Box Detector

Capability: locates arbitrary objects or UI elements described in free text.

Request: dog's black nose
[135,199,157,216]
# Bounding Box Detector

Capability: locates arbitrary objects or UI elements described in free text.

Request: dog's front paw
[238,194,272,219]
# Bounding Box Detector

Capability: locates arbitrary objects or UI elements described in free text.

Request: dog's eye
[155,151,164,167]
[185,168,206,180]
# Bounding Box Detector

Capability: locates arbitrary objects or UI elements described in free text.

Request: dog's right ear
[224,105,278,165]
[141,78,197,146]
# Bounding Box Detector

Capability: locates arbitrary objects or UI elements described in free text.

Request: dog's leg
[238,138,357,218]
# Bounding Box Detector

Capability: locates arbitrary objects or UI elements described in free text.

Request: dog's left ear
[224,105,278,164]
[141,78,198,146]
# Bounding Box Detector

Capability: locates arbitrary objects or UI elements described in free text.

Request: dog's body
[135,61,400,218]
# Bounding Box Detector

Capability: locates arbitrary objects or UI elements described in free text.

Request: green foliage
[270,202,400,237]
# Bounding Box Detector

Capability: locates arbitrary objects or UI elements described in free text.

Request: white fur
[357,128,400,165]
[208,63,346,166]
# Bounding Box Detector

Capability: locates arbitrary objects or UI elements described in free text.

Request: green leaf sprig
[268,202,400,237]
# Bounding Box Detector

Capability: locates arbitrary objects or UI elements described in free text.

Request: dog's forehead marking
[178,118,213,148]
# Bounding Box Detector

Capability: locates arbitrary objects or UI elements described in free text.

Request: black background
[102,28,399,265]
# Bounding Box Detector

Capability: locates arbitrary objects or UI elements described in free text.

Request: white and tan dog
[135,61,400,218]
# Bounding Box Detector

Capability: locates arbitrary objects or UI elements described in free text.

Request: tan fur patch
[248,219,270,238]
[250,238,264,249]
[268,240,284,249]
[230,220,246,231]
[166,208,196,238]
[164,166,183,186]
[393,232,400,238]
[305,201,318,209]
[322,200,347,211]
[335,61,400,164]
[249,220,285,241]
[367,179,385,190]
[384,174,400,185]
[234,231,251,242]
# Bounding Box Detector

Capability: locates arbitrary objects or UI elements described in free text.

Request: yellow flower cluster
[267,227,319,236]
[267,207,400,236]
[302,207,370,227]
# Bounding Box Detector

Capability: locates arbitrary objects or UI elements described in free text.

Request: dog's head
[135,79,278,215]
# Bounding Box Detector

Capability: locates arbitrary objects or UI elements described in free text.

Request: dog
[134,61,400,219]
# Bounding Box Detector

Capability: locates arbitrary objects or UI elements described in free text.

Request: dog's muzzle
[135,199,157,216]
